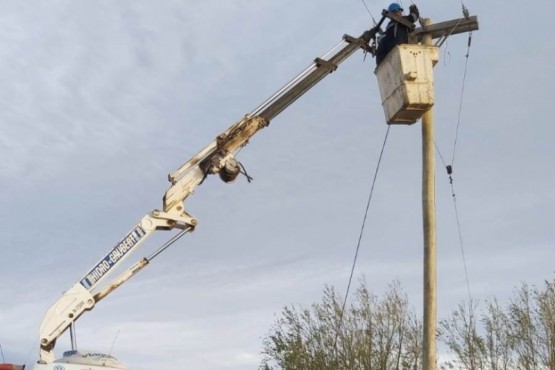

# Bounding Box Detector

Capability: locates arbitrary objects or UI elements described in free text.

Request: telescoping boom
[35,31,373,369]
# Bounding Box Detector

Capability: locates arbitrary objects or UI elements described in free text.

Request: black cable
[238,161,254,183]
[450,179,472,304]
[451,31,472,167]
[333,125,391,354]
[435,17,475,303]
[434,142,473,304]
[451,0,478,352]
[361,0,377,25]
[434,141,448,169]
[25,338,39,368]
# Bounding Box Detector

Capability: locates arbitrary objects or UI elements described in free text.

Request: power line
[435,144,473,305]
[434,4,475,304]
[334,125,391,352]
[361,0,378,25]
[109,330,121,356]
[451,178,472,304]
[451,29,473,166]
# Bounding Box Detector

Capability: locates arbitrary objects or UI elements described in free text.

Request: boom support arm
[37,32,370,364]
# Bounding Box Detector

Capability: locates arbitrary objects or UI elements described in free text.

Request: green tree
[259,280,422,370]
[508,281,555,370]
[438,279,555,370]
[260,277,555,370]
[481,298,515,370]
[438,301,486,370]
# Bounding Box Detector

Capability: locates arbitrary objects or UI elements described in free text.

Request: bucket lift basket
[375,44,439,124]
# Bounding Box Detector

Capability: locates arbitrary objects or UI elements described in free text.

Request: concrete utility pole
[415,14,479,370]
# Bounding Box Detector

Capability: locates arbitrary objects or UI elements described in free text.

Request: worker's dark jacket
[376,12,418,65]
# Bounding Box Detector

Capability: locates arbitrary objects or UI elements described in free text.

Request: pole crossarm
[413,15,479,40]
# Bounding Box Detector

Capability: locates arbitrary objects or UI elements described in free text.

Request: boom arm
[37,32,371,364]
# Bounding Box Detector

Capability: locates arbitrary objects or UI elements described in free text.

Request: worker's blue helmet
[388,3,403,12]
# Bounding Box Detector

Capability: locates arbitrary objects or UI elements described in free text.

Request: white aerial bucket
[375,44,439,124]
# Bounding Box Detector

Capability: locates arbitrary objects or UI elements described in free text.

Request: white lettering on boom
[80,226,146,289]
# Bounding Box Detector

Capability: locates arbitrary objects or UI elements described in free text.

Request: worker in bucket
[375,3,419,65]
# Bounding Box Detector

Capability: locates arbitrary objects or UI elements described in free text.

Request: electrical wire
[333,125,391,353]
[108,329,121,356]
[435,142,472,305]
[451,30,472,167]
[451,178,472,304]
[440,132,477,360]
[24,338,39,368]
[361,0,378,25]
[433,2,475,305]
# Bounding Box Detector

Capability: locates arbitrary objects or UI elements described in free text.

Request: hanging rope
[333,125,391,354]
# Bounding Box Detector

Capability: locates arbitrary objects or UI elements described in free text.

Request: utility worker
[375,3,420,65]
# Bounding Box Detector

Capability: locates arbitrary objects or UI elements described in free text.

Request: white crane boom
[35,32,371,369]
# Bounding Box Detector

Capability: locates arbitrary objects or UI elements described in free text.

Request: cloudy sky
[1,0,554,369]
